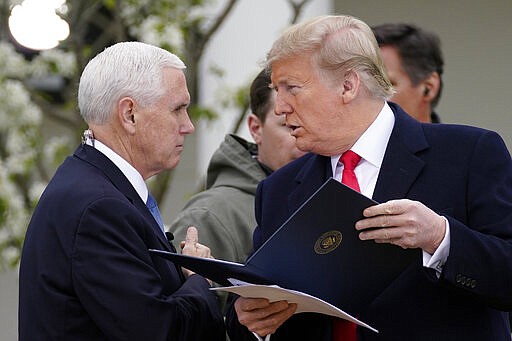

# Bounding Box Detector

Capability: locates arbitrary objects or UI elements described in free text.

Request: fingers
[357,203,413,247]
[361,199,405,219]
[185,226,199,244]
[357,199,417,232]
[235,297,271,312]
[235,297,297,337]
[355,199,446,253]
[179,226,213,281]
[182,226,200,252]
[250,303,296,337]
[181,226,211,258]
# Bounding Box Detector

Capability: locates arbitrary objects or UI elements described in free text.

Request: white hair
[78,41,186,124]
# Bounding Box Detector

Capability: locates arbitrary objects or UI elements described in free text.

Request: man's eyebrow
[174,102,190,110]
[268,79,289,89]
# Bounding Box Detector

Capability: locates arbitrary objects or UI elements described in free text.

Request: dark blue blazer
[226,103,512,340]
[19,145,225,341]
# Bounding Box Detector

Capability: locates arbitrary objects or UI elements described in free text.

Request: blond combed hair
[266,15,394,100]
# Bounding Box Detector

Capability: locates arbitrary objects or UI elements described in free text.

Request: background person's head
[372,23,444,123]
[265,15,393,156]
[78,41,194,179]
[247,69,305,171]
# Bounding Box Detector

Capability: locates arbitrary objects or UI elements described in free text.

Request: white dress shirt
[84,138,150,204]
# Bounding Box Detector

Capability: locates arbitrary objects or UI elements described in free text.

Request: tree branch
[287,0,311,24]
[199,0,239,57]
[231,102,250,135]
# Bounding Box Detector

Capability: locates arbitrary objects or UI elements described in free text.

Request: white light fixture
[8,0,70,51]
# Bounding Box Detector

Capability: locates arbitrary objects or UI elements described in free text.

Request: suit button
[470,279,477,288]
[456,274,462,283]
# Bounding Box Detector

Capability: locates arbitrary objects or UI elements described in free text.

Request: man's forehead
[270,70,309,87]
[270,68,298,84]
[172,90,191,107]
[270,56,311,81]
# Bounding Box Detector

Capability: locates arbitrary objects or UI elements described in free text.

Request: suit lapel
[288,154,332,214]
[373,104,429,203]
[74,144,172,251]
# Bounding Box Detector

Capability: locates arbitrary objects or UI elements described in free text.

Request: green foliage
[0,0,237,269]
[234,84,250,108]
[189,104,219,122]
[0,0,311,269]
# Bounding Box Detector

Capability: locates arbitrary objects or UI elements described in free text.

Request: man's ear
[247,113,263,145]
[422,72,440,102]
[340,71,360,103]
[118,97,136,134]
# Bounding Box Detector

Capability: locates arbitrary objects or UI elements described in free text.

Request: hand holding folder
[150,178,417,332]
[212,280,378,332]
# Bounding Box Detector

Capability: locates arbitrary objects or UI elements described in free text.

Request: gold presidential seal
[314,230,342,254]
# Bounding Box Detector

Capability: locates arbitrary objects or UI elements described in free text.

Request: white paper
[212,280,378,333]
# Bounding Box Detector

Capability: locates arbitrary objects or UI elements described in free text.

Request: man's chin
[296,148,313,156]
[163,157,181,172]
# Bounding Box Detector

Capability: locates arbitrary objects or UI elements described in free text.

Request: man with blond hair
[225,15,512,341]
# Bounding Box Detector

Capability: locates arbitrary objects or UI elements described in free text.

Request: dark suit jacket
[19,144,225,341]
[226,103,512,341]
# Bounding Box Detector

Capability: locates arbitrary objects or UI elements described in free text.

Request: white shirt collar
[87,139,148,202]
[331,102,395,171]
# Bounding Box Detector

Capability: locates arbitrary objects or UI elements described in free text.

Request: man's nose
[274,94,292,116]
[180,113,195,134]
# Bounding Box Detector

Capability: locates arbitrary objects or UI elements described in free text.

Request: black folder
[150,177,418,316]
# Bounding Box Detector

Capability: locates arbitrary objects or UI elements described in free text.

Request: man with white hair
[19,42,225,341]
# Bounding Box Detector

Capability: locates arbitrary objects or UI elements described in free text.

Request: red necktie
[340,150,361,192]
[333,150,361,341]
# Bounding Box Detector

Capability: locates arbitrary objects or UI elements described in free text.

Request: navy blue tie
[146,193,165,235]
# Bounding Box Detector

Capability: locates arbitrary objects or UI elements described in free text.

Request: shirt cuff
[422,216,450,275]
